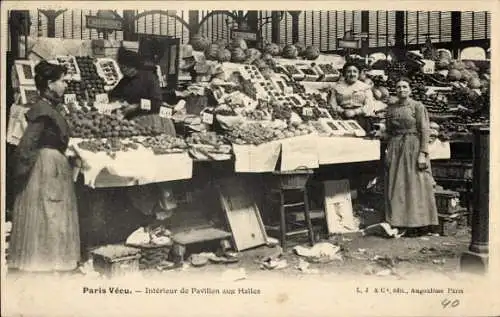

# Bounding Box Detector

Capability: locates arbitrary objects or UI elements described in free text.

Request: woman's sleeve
[363,88,376,116]
[327,87,341,111]
[13,117,47,187]
[415,102,431,154]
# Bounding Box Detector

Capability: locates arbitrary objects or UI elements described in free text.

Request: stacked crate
[435,189,468,236]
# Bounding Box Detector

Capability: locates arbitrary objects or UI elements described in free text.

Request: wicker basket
[128,244,173,270]
[435,189,461,214]
[272,169,314,190]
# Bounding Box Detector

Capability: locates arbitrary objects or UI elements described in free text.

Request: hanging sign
[338,39,361,49]
[231,29,260,48]
[86,15,123,31]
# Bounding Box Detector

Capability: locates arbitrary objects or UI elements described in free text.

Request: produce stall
[6,32,490,258]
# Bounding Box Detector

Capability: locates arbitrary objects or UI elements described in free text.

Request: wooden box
[91,245,141,278]
[435,189,461,214]
[438,212,467,236]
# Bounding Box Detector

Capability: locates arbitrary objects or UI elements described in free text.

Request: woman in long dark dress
[9,61,80,272]
[384,78,438,236]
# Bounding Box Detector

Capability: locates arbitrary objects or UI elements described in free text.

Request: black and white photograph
[1,2,498,316]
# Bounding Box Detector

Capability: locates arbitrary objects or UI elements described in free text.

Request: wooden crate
[432,161,473,180]
[438,212,467,236]
[91,245,141,278]
[435,189,461,214]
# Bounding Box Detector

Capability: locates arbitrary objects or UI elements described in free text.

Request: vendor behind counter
[109,47,176,137]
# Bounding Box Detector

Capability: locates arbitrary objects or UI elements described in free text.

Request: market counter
[68,139,193,188]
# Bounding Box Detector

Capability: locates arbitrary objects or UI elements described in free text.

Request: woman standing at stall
[109,47,176,136]
[9,61,80,273]
[328,62,376,130]
[384,77,438,236]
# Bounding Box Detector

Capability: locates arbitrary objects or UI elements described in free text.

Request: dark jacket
[109,69,163,119]
[13,96,70,194]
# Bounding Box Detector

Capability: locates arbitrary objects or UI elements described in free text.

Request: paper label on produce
[94,103,112,115]
[141,98,152,110]
[302,107,314,116]
[64,94,77,104]
[202,112,214,124]
[421,60,435,74]
[95,93,109,104]
[159,106,173,119]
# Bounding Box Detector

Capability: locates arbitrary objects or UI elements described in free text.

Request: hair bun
[34,60,52,74]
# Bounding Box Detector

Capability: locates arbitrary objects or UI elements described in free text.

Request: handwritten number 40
[442,299,460,309]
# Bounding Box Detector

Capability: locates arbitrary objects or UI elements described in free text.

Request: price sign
[64,94,77,104]
[95,93,109,104]
[202,112,214,124]
[159,106,173,119]
[94,103,113,115]
[302,107,314,116]
[421,60,436,74]
[141,98,152,111]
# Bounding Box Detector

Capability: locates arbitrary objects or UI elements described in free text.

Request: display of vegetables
[139,135,189,155]
[282,44,299,59]
[304,46,320,60]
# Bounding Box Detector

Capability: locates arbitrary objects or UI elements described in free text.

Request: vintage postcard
[1,1,499,316]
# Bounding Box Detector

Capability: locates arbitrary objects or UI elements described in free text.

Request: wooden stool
[267,170,315,251]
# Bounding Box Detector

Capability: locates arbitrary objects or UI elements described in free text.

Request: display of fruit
[230,37,248,51]
[225,121,313,145]
[231,48,247,63]
[217,49,232,63]
[190,34,211,52]
[271,101,293,121]
[78,138,139,159]
[205,44,221,61]
[56,55,80,79]
[304,46,320,60]
[139,134,188,155]
[263,43,281,56]
[94,58,122,87]
[74,56,108,102]
[241,109,271,121]
[245,48,262,62]
[186,132,228,147]
[213,39,228,49]
[64,109,161,139]
[240,77,258,100]
[316,63,341,81]
[282,44,299,59]
[294,42,306,57]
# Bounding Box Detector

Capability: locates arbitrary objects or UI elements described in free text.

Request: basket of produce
[272,167,314,190]
[126,226,174,270]
[91,244,141,278]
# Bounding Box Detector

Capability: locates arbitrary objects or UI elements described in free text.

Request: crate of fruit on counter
[56,55,82,81]
[313,63,341,82]
[95,57,123,88]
